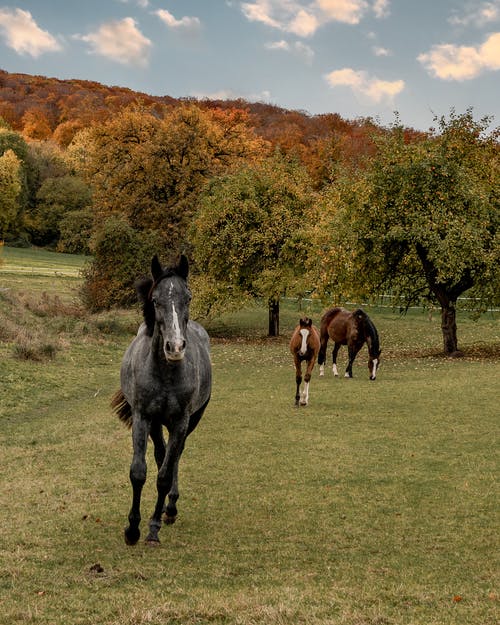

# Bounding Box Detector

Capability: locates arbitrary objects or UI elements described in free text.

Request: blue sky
[0,0,499,130]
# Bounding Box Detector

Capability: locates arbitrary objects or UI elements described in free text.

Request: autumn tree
[74,103,266,309]
[190,153,315,336]
[21,108,52,140]
[0,129,30,241]
[313,110,499,354]
[74,103,265,250]
[0,149,22,240]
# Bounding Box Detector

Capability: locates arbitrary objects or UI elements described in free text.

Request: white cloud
[75,17,152,67]
[449,1,500,27]
[418,31,500,80]
[0,8,62,57]
[324,67,404,103]
[294,40,315,61]
[289,9,319,36]
[117,0,150,7]
[315,0,368,25]
[155,9,201,31]
[266,39,290,50]
[372,0,390,19]
[241,0,384,37]
[191,88,272,102]
[372,45,391,56]
[266,38,314,61]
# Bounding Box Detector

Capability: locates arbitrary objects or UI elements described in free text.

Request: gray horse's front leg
[146,425,187,544]
[125,417,150,545]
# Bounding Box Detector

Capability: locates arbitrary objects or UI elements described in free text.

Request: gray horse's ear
[151,255,163,281]
[178,254,189,280]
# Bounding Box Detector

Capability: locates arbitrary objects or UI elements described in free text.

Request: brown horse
[290,317,320,406]
[318,307,381,380]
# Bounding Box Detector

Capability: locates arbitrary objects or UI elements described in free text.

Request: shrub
[80,215,163,311]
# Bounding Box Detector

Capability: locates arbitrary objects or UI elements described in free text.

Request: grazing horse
[111,254,211,545]
[318,307,381,380]
[290,316,320,406]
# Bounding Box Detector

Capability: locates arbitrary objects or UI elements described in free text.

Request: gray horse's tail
[111,389,133,429]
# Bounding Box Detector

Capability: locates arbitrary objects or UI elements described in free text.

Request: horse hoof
[162,513,177,525]
[145,537,161,547]
[124,527,140,546]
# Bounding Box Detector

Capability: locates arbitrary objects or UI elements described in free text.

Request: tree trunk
[415,243,468,355]
[268,299,280,337]
[440,301,459,354]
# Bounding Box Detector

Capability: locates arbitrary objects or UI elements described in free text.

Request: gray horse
[112,254,211,545]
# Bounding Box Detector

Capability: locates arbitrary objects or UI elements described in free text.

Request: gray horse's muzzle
[164,339,186,362]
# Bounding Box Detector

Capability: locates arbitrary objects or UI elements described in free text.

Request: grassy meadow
[0,246,498,625]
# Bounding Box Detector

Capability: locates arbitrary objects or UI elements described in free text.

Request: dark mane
[353,308,380,357]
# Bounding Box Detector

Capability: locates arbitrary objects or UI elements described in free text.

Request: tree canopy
[74,104,267,254]
[190,153,315,335]
[311,110,499,353]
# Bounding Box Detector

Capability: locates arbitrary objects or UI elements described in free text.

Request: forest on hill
[0,68,421,154]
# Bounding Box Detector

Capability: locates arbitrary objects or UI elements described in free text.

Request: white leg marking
[371,358,378,379]
[344,372,350,378]
[319,364,325,376]
[332,363,339,376]
[300,381,309,406]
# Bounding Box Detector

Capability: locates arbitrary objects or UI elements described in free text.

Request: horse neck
[364,318,379,356]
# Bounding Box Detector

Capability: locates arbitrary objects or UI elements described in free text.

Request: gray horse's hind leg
[124,417,150,545]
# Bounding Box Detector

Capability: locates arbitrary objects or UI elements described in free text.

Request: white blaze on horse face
[299,328,309,356]
[163,281,186,361]
[170,303,184,353]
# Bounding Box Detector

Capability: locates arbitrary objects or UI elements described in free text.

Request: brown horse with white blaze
[318,307,381,380]
[290,317,320,406]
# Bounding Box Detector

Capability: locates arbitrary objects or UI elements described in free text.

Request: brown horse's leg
[300,355,317,405]
[294,356,302,406]
[345,343,360,378]
[332,342,341,376]
[318,334,328,376]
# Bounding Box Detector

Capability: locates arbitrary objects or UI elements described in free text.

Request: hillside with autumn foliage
[0,68,421,159]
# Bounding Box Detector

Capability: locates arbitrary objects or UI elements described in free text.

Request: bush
[80,216,163,311]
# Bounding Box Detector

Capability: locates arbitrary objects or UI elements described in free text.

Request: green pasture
[0,247,498,625]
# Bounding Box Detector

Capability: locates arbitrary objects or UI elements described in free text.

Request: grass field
[0,247,498,625]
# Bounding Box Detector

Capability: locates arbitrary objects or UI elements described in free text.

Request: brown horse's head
[368,348,381,380]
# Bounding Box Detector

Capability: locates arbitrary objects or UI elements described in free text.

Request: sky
[0,0,499,131]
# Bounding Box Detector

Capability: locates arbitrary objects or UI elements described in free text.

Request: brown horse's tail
[111,389,133,429]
